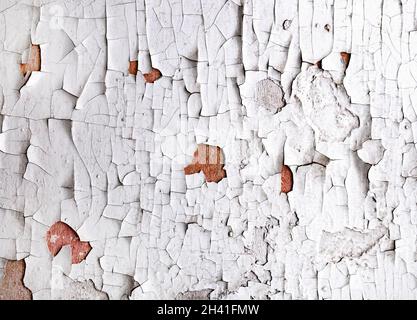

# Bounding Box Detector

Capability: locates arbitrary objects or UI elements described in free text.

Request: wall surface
[0,0,416,300]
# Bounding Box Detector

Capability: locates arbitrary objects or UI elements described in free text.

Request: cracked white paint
[0,0,416,300]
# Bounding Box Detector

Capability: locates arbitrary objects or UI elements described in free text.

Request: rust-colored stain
[340,52,351,68]
[129,60,138,75]
[184,144,226,183]
[0,260,32,300]
[143,68,162,83]
[20,44,41,76]
[281,165,293,193]
[46,221,92,264]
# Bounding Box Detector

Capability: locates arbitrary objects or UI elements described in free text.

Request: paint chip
[20,44,41,76]
[184,144,226,183]
[281,165,293,193]
[46,222,92,264]
[340,52,351,68]
[129,61,138,75]
[143,68,162,83]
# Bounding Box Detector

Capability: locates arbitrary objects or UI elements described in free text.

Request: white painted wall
[0,0,415,300]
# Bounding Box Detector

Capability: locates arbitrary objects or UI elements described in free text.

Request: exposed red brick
[20,44,41,76]
[143,68,162,83]
[46,221,92,264]
[184,144,226,183]
[340,52,351,68]
[46,221,78,255]
[129,60,138,75]
[281,165,293,193]
[70,241,92,264]
[0,260,32,300]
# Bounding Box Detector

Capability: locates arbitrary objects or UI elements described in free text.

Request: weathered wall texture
[0,0,416,300]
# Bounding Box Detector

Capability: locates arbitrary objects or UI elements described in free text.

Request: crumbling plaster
[0,0,416,300]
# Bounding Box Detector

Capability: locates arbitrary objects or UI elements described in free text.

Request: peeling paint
[184,144,226,183]
[0,0,415,301]
[19,44,40,76]
[281,165,293,194]
[143,68,161,83]
[46,222,92,264]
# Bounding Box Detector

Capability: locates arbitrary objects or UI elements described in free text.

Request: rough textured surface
[1,0,417,300]
[0,260,32,300]
[319,225,388,264]
[255,79,285,114]
[176,289,213,300]
[293,66,359,143]
[52,276,108,300]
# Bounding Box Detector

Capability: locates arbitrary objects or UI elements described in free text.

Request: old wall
[0,0,416,300]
